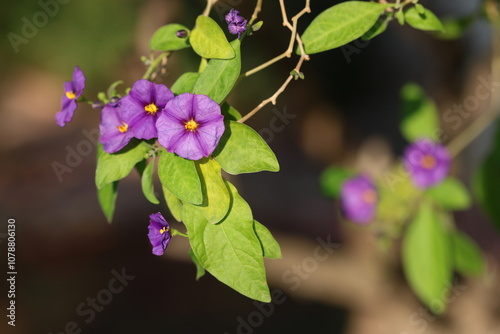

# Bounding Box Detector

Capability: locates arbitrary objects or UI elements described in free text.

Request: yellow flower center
[362,189,377,204]
[144,103,158,115]
[420,154,436,169]
[159,226,169,234]
[65,91,76,99]
[184,119,199,131]
[117,122,129,133]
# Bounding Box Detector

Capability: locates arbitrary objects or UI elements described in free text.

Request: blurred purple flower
[148,212,171,256]
[225,9,247,38]
[156,93,225,161]
[403,139,451,189]
[121,79,174,140]
[340,175,378,224]
[55,66,85,127]
[99,99,134,154]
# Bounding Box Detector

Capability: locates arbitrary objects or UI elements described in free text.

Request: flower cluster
[340,175,378,224]
[403,138,450,189]
[225,9,247,39]
[56,70,225,161]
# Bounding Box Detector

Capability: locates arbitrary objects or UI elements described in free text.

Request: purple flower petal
[72,66,85,94]
[147,212,171,256]
[56,66,86,127]
[99,100,134,153]
[340,175,378,224]
[403,139,451,189]
[157,93,224,160]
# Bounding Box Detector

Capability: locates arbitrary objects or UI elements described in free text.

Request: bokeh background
[1,0,499,333]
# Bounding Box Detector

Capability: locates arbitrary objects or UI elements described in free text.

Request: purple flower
[55,66,85,127]
[340,175,378,224]
[156,93,225,161]
[121,79,174,140]
[403,139,451,189]
[148,212,171,256]
[225,9,247,38]
[99,99,134,154]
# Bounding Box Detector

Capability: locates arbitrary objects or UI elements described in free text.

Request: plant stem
[142,52,169,80]
[249,0,263,25]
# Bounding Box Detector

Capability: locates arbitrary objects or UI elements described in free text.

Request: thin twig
[202,0,216,16]
[142,52,169,80]
[249,0,263,25]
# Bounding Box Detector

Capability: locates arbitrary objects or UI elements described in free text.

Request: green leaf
[189,248,206,280]
[253,221,281,259]
[300,1,391,54]
[400,82,440,142]
[426,177,471,211]
[451,231,484,276]
[404,6,444,32]
[190,15,235,59]
[320,166,355,198]
[221,102,242,121]
[162,186,183,222]
[157,150,203,205]
[214,121,279,175]
[195,159,231,224]
[193,39,241,103]
[395,9,405,25]
[361,18,389,41]
[150,23,190,51]
[95,140,150,189]
[402,202,453,314]
[171,72,200,95]
[433,16,474,40]
[473,126,500,230]
[183,182,270,302]
[97,181,118,223]
[136,159,160,205]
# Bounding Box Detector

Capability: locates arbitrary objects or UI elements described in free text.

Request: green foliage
[473,124,500,230]
[190,16,235,59]
[301,1,391,54]
[95,141,150,189]
[150,23,191,51]
[404,6,444,32]
[97,181,119,223]
[214,121,280,175]
[170,72,200,95]
[162,186,183,222]
[193,39,241,103]
[400,83,440,142]
[402,202,453,314]
[189,248,206,280]
[196,159,231,224]
[426,177,471,211]
[137,159,160,205]
[253,220,282,259]
[434,16,474,40]
[183,182,270,302]
[361,18,389,41]
[158,150,203,205]
[320,166,355,198]
[451,231,484,276]
[221,103,242,121]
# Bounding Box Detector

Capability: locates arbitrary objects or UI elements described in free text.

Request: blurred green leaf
[189,248,206,280]
[214,121,279,175]
[405,6,444,32]
[426,177,471,210]
[158,150,203,205]
[253,220,282,259]
[361,18,389,40]
[320,166,355,198]
[193,39,241,103]
[221,102,242,121]
[434,16,475,40]
[301,1,391,54]
[402,202,453,314]
[195,159,231,224]
[95,141,149,189]
[190,15,235,59]
[97,181,118,223]
[451,231,484,276]
[136,159,160,205]
[183,182,270,302]
[400,82,440,142]
[150,23,190,51]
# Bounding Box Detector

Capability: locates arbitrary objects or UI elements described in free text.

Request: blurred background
[1,0,500,333]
